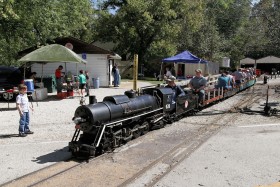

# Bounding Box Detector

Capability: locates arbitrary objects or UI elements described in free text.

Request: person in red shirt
[55,65,63,93]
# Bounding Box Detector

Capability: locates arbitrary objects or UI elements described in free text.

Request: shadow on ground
[0,134,20,139]
[33,146,72,164]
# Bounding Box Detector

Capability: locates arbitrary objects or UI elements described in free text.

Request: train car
[69,78,256,158]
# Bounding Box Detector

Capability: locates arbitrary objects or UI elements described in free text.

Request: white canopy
[256,56,280,64]
[240,58,255,65]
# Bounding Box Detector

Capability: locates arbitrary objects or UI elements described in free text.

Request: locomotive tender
[69,79,256,158]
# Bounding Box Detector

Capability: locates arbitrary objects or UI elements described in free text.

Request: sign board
[82,53,87,59]
[221,57,230,67]
[65,43,73,50]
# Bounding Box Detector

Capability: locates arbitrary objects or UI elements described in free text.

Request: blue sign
[82,53,87,59]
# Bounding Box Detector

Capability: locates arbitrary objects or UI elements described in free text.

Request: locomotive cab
[142,87,174,112]
[176,93,198,115]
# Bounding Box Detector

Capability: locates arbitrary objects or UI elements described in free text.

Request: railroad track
[2,86,262,187]
[1,155,105,187]
[120,86,262,187]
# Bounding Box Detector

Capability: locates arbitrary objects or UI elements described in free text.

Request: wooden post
[133,54,138,91]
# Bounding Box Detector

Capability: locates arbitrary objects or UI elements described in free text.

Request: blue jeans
[113,74,120,86]
[193,90,205,104]
[56,78,62,93]
[19,112,30,133]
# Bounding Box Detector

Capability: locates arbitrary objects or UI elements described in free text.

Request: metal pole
[160,62,163,80]
[24,63,26,79]
[133,54,138,90]
[41,64,43,83]
[266,86,269,108]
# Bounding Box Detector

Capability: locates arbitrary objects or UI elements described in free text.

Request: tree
[249,0,280,57]
[0,0,94,66]
[95,0,205,65]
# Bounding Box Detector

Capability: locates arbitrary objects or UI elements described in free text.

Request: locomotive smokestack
[89,95,97,104]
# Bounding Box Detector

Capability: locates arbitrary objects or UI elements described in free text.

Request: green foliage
[248,0,280,57]
[95,0,187,64]
[0,0,94,66]
[1,0,280,72]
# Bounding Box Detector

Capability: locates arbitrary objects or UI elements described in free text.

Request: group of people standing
[55,65,90,97]
[55,64,121,93]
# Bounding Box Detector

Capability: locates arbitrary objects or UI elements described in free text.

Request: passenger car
[0,66,23,100]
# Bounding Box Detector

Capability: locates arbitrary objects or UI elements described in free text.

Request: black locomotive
[69,87,197,157]
[69,79,255,158]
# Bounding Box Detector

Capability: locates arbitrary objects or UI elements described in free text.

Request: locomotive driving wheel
[102,136,113,152]
[122,127,133,143]
[140,121,150,135]
[132,124,141,139]
[112,129,122,148]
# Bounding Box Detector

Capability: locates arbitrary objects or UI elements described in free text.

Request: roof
[18,37,112,58]
[240,56,280,65]
[240,58,255,65]
[162,50,207,64]
[256,56,280,64]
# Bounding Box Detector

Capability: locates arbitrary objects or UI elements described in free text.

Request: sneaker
[85,94,89,97]
[19,132,27,137]
[25,130,34,134]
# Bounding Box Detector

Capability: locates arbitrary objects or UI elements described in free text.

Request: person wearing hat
[165,76,185,112]
[189,69,207,105]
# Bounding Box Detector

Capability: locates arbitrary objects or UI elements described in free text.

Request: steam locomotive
[69,79,256,158]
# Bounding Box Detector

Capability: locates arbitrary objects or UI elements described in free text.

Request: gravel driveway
[0,81,152,185]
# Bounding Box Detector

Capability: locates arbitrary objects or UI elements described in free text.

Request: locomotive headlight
[72,117,86,124]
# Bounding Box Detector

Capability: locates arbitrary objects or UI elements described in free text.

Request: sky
[252,0,260,4]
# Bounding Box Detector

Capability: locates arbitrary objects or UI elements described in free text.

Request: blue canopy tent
[161,50,208,78]
[162,50,207,64]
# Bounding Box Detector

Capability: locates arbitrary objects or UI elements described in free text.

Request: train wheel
[122,128,133,143]
[3,92,14,101]
[141,121,150,135]
[113,130,122,148]
[132,124,141,139]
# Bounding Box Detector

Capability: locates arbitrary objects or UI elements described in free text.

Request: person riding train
[189,69,207,105]
[216,72,232,90]
[233,68,244,85]
[165,76,185,112]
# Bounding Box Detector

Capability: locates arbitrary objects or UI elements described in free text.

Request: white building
[24,37,120,87]
[240,56,280,74]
